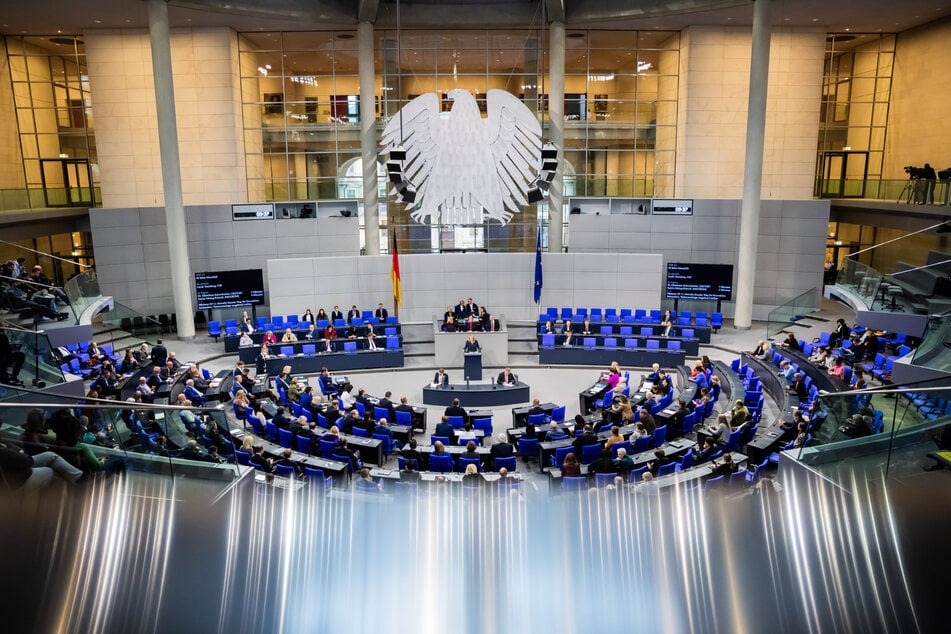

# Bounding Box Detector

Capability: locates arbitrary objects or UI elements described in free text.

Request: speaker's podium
[463,352,483,381]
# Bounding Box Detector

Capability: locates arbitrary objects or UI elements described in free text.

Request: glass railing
[911,313,951,373]
[63,267,103,318]
[0,391,241,481]
[787,381,951,481]
[0,187,101,211]
[95,301,164,344]
[833,259,882,309]
[766,286,822,339]
[820,178,950,206]
[0,325,67,394]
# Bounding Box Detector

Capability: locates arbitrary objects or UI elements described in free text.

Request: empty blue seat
[604,337,618,348]
[280,346,294,356]
[542,333,555,347]
[551,405,566,422]
[494,456,517,472]
[681,328,695,338]
[208,320,222,341]
[429,454,453,473]
[562,476,587,492]
[302,344,316,354]
[386,336,400,349]
[640,326,653,337]
[600,325,612,335]
[646,339,660,350]
[624,338,637,349]
[343,341,357,352]
[551,446,573,468]
[583,337,596,348]
[517,437,539,459]
[667,340,681,350]
[580,443,602,465]
[619,326,633,336]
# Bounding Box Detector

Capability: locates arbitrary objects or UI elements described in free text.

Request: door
[39,158,95,207]
[817,151,868,198]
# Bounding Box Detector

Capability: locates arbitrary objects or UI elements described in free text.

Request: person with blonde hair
[241,435,254,452]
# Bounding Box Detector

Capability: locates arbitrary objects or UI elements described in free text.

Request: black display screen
[665,262,734,301]
[195,269,265,309]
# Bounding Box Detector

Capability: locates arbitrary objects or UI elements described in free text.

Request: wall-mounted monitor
[652,199,694,215]
[665,262,734,301]
[195,269,265,309]
[232,203,275,221]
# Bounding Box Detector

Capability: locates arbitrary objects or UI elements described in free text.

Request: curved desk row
[237,338,402,363]
[256,349,404,374]
[422,381,530,407]
[539,346,685,368]
[224,323,402,352]
[537,320,712,344]
[537,333,700,356]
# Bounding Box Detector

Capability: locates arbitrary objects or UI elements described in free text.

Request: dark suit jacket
[573,432,600,456]
[434,422,455,440]
[489,442,514,466]
[375,308,388,320]
[347,310,360,323]
[151,344,168,367]
[444,405,467,423]
[433,372,449,386]
[331,310,344,321]
[464,340,482,353]
[497,371,516,385]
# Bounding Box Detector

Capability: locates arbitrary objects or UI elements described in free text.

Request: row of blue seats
[540,334,686,351]
[211,315,399,338]
[540,307,723,329]
[540,325,701,338]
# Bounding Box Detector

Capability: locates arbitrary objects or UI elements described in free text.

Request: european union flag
[533,226,543,304]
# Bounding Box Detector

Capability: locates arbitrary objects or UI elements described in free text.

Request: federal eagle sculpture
[381,88,543,225]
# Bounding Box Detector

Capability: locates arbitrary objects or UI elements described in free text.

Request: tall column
[148,0,195,337]
[547,21,565,253]
[359,21,381,256]
[734,0,772,329]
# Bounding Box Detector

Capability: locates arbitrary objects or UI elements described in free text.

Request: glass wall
[3,35,99,209]
[816,33,895,198]
[237,29,679,252]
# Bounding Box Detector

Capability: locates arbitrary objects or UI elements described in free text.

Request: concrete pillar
[147,0,195,337]
[734,0,772,329]
[359,21,381,256]
[548,21,565,253]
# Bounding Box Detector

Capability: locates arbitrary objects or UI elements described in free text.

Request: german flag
[391,230,402,306]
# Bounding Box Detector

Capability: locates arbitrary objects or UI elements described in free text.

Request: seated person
[839,406,874,438]
[347,305,361,323]
[365,323,380,350]
[647,448,673,476]
[238,332,253,347]
[613,447,635,474]
[354,467,381,491]
[442,315,458,332]
[345,325,358,339]
[331,306,344,322]
[589,447,618,476]
[780,332,801,351]
[303,323,318,340]
[707,414,731,445]
[709,453,739,478]
[646,363,661,383]
[459,440,482,466]
[560,453,581,477]
[315,308,329,322]
[488,433,514,470]
[729,400,750,429]
[3,280,68,321]
[541,320,555,335]
[374,303,388,321]
[497,367,517,386]
[828,356,847,380]
[750,340,768,358]
[323,324,338,351]
[580,318,593,335]
[778,360,796,382]
[275,448,304,477]
[787,373,808,402]
[262,330,277,345]
[249,445,275,473]
[695,436,718,463]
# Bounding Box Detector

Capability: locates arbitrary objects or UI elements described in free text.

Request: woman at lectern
[463,334,482,353]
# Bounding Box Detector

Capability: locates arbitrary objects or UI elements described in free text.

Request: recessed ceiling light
[93,19,101,24]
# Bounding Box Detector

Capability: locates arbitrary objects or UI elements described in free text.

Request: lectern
[463,352,483,381]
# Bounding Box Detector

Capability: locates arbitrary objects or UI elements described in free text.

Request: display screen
[195,269,265,309]
[665,262,734,301]
[651,199,694,215]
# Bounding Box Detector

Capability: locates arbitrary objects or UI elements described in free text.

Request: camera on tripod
[904,165,924,179]
[937,167,951,181]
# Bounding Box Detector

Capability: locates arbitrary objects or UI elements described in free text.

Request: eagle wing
[485,89,543,218]
[380,93,443,214]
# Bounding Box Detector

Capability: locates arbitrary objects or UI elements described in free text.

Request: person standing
[921,163,937,205]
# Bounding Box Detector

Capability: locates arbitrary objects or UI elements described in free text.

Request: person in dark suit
[489,433,514,469]
[249,445,275,473]
[401,438,423,469]
[434,415,455,444]
[151,340,168,367]
[647,448,673,476]
[432,368,449,386]
[334,438,362,471]
[331,306,344,322]
[395,396,415,418]
[572,424,600,456]
[444,398,467,424]
[463,335,482,353]
[465,298,478,318]
[378,391,395,418]
[275,448,304,477]
[454,299,468,319]
[709,453,739,478]
[589,448,617,475]
[528,398,545,417]
[481,310,497,332]
[286,415,306,437]
[787,373,808,402]
[695,436,717,463]
[375,303,388,321]
[542,421,569,441]
[323,402,342,429]
[497,367,517,386]
[347,305,361,323]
